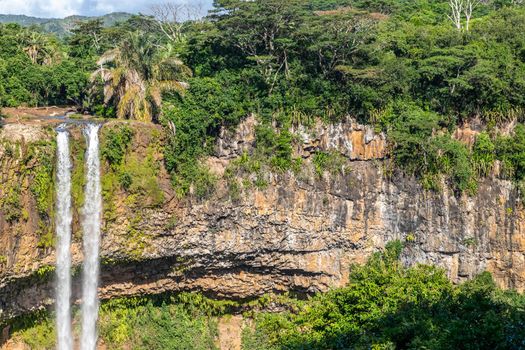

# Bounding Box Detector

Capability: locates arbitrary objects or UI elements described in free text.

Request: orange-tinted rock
[1,116,525,326]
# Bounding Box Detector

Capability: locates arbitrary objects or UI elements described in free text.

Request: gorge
[1,0,525,347]
[0,115,525,349]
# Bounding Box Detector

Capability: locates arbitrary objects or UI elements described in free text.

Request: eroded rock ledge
[0,117,524,321]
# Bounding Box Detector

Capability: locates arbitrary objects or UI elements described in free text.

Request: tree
[18,29,61,65]
[448,0,464,30]
[464,0,481,31]
[211,0,307,90]
[150,2,206,43]
[91,31,191,122]
[448,0,482,31]
[305,10,385,76]
[68,19,105,58]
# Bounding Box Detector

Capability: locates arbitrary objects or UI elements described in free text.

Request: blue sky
[0,0,213,18]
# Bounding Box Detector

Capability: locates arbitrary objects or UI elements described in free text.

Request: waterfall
[55,127,73,350]
[80,124,102,350]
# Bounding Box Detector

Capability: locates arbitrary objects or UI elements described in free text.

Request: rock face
[0,117,524,323]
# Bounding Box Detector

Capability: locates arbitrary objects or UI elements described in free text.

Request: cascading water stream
[55,127,73,350]
[80,124,102,350]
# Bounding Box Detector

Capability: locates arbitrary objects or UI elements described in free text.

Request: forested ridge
[1,0,525,195]
[0,12,132,36]
[2,1,525,348]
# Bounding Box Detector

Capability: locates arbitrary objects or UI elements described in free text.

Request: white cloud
[0,0,212,18]
[0,0,85,18]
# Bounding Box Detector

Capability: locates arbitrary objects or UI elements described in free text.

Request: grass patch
[312,151,349,177]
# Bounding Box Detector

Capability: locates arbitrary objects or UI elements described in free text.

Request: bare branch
[150,2,206,43]
[464,0,481,31]
[448,0,464,30]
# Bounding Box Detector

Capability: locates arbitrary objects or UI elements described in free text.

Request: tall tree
[91,31,191,122]
[18,29,62,65]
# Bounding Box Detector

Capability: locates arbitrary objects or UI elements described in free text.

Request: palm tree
[91,31,191,122]
[18,30,62,65]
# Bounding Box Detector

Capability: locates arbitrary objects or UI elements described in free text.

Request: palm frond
[155,80,189,93]
[89,68,111,82]
[97,48,119,66]
[149,86,162,108]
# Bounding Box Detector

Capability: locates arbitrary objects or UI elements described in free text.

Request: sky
[0,0,213,18]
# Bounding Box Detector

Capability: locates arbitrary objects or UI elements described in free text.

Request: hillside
[0,12,131,36]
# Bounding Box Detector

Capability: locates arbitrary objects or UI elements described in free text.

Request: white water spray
[55,128,73,350]
[80,124,102,350]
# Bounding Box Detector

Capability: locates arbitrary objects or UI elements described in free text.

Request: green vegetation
[157,0,525,193]
[100,124,164,226]
[224,152,268,196]
[312,151,349,177]
[242,241,525,350]
[0,139,55,248]
[35,264,55,278]
[3,4,525,348]
[8,243,525,349]
[1,187,22,223]
[93,32,191,122]
[388,104,477,192]
[0,13,132,37]
[27,142,56,218]
[24,141,57,247]
[99,295,219,349]
[124,214,147,260]
[472,132,496,177]
[0,24,87,107]
[496,124,525,181]
[9,293,236,350]
[101,124,134,167]
[8,310,55,350]
[2,0,525,193]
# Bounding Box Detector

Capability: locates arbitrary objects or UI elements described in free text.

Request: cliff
[0,116,524,323]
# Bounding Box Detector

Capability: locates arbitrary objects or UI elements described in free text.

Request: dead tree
[448,0,464,30]
[150,2,206,43]
[464,0,481,31]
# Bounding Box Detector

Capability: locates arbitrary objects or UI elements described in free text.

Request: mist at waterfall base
[54,123,102,350]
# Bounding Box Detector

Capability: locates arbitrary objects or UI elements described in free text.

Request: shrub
[245,241,525,350]
[472,132,495,176]
[101,125,134,168]
[120,152,164,208]
[1,187,22,223]
[312,151,349,177]
[99,295,220,350]
[27,143,55,218]
[496,124,525,181]
[255,125,297,173]
[389,103,474,192]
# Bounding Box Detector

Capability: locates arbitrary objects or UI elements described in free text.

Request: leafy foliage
[101,124,134,167]
[100,296,218,350]
[0,24,89,107]
[243,241,525,350]
[92,31,191,122]
[101,124,164,211]
[159,0,525,194]
[2,0,525,193]
[496,124,525,181]
[9,293,226,350]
